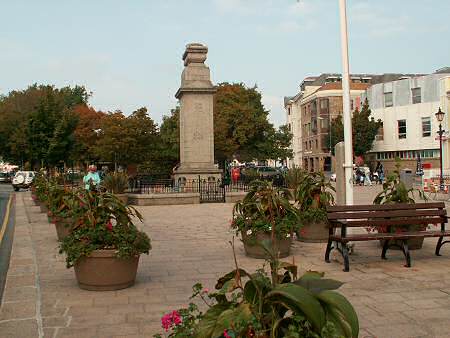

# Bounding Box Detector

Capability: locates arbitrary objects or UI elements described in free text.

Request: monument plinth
[173,43,222,181]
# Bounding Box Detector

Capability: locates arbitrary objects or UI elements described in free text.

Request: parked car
[12,171,36,191]
[0,172,12,183]
[255,166,282,179]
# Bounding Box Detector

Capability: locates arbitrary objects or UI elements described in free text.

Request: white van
[12,171,36,191]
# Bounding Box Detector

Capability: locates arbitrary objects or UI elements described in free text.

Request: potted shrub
[284,167,306,199]
[373,162,427,250]
[295,172,335,242]
[32,173,50,211]
[59,189,151,290]
[154,241,359,338]
[47,185,81,241]
[102,172,129,205]
[232,180,299,259]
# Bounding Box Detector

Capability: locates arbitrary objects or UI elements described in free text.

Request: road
[0,183,14,304]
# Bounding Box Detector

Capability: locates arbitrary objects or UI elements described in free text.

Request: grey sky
[1,0,449,127]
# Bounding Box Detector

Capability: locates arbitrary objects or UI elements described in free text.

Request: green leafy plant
[284,167,307,190]
[295,172,335,226]
[232,180,299,239]
[32,172,50,204]
[102,171,129,194]
[372,161,427,233]
[59,189,151,267]
[154,241,359,338]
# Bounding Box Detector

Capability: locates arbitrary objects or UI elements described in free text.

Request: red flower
[105,220,113,232]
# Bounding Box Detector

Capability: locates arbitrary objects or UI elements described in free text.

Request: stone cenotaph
[174,43,222,181]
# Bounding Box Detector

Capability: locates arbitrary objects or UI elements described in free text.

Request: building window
[422,117,431,137]
[384,92,393,107]
[320,117,329,130]
[287,107,291,115]
[398,119,407,139]
[412,88,421,104]
[320,99,328,110]
[375,122,384,141]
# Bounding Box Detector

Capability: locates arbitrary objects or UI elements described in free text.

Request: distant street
[0,183,13,304]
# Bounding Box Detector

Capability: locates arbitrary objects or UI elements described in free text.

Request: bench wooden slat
[329,216,446,228]
[330,230,450,242]
[327,202,445,212]
[327,209,447,220]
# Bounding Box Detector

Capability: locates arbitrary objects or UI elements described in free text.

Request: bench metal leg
[325,239,334,263]
[402,240,411,268]
[341,244,350,272]
[435,236,450,256]
[381,239,390,260]
[335,242,350,271]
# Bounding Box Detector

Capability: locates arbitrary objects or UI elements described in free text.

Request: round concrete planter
[380,237,424,250]
[31,195,39,206]
[116,194,128,205]
[74,250,140,291]
[296,221,329,243]
[241,231,292,259]
[54,218,74,241]
[39,203,48,214]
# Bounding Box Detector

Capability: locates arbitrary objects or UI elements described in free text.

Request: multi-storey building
[285,73,421,171]
[363,68,450,173]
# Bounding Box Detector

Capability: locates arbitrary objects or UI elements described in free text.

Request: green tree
[268,124,293,164]
[138,107,180,177]
[93,107,159,169]
[0,84,88,168]
[329,99,381,157]
[214,83,283,163]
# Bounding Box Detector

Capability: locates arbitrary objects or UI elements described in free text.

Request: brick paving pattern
[1,185,450,338]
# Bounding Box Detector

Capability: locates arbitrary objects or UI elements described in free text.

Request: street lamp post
[435,107,445,191]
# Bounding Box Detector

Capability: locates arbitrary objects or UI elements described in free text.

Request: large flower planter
[39,203,48,214]
[31,195,39,206]
[54,218,74,241]
[242,231,292,259]
[296,221,329,243]
[74,250,140,291]
[116,194,129,205]
[380,237,424,250]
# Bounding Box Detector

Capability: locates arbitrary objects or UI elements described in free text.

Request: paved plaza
[1,186,450,338]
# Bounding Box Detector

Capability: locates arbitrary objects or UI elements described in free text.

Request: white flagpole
[338,0,354,205]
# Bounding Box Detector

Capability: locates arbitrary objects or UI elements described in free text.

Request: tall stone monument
[174,43,222,181]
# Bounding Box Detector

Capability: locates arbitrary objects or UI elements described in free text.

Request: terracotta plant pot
[39,204,48,214]
[116,194,128,205]
[54,218,74,241]
[74,249,140,291]
[380,237,424,250]
[31,195,39,206]
[241,231,292,259]
[296,221,329,243]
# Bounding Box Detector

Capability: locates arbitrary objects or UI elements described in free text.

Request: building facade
[285,73,387,171]
[363,69,450,173]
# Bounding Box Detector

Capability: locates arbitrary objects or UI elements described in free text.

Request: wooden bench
[325,202,450,271]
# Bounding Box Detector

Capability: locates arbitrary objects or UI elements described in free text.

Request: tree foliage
[0,84,88,167]
[0,82,291,174]
[329,98,382,157]
[214,83,292,164]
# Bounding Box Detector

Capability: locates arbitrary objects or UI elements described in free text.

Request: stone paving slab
[1,186,450,338]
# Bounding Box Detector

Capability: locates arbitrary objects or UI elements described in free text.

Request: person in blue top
[83,165,101,190]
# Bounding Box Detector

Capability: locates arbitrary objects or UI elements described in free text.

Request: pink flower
[224,329,231,338]
[161,310,182,332]
[105,220,113,232]
[172,310,182,325]
[161,313,172,331]
[203,288,209,293]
